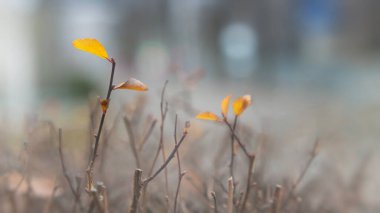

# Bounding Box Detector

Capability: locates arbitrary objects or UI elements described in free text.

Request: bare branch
[227,177,234,213]
[143,123,189,184]
[86,59,116,192]
[138,118,157,151]
[143,81,169,209]
[223,119,251,158]
[129,169,143,213]
[124,116,141,168]
[210,191,218,213]
[240,154,256,212]
[271,185,283,213]
[281,138,320,211]
[58,128,84,212]
[173,114,186,213]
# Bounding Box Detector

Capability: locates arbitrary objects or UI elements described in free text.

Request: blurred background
[1,0,380,210]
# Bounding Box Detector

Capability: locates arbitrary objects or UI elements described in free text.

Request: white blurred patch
[219,22,258,78]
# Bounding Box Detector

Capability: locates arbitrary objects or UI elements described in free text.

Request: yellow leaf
[196,112,221,121]
[99,98,109,113]
[221,95,231,118]
[113,78,148,91]
[232,95,251,116]
[72,38,109,60]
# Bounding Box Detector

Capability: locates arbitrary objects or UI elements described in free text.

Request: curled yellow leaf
[221,95,231,118]
[196,112,221,121]
[113,78,148,91]
[232,95,251,116]
[72,38,109,60]
[99,98,109,113]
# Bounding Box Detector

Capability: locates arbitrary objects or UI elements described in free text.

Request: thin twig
[224,119,251,158]
[281,138,320,211]
[124,116,141,168]
[228,116,238,206]
[138,118,157,151]
[236,192,244,210]
[159,81,170,200]
[240,154,256,212]
[87,98,99,163]
[213,177,228,194]
[146,81,169,176]
[227,177,234,213]
[90,191,104,213]
[271,185,283,213]
[210,192,218,213]
[129,169,143,213]
[86,58,116,192]
[173,115,186,213]
[71,177,83,213]
[143,123,189,184]
[137,120,189,212]
[96,182,109,213]
[58,128,83,212]
[142,81,169,209]
[229,116,237,180]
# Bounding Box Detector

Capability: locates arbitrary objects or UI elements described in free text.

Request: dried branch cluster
[0,38,358,213]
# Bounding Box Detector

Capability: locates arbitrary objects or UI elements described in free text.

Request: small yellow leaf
[232,95,251,116]
[113,78,148,91]
[221,95,231,118]
[72,38,109,60]
[99,98,109,113]
[196,112,221,121]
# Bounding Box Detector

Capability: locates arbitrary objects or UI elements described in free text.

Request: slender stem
[159,81,169,199]
[240,155,256,212]
[71,177,82,213]
[58,128,84,212]
[138,119,157,151]
[281,138,319,211]
[124,116,141,168]
[87,101,98,163]
[173,115,186,213]
[140,122,190,212]
[146,81,168,176]
[227,177,234,213]
[86,58,116,191]
[96,183,109,213]
[211,192,218,213]
[88,59,115,166]
[90,59,115,165]
[224,119,251,158]
[142,81,169,209]
[129,169,143,213]
[271,185,283,213]
[229,116,237,180]
[227,116,238,208]
[143,128,188,184]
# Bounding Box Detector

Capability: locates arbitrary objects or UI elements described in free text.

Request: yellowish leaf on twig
[99,98,109,113]
[232,95,251,116]
[113,78,149,91]
[196,112,221,121]
[72,38,109,60]
[221,95,231,118]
